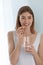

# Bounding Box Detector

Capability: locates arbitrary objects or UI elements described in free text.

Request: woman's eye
[28,16,31,19]
[21,17,25,19]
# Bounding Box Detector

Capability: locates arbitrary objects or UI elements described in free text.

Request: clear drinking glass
[23,36,30,48]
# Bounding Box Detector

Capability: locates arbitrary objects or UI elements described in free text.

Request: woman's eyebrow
[21,16,25,18]
[28,15,31,17]
[21,16,25,17]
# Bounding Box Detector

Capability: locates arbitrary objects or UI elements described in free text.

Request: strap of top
[13,31,19,48]
[33,33,41,52]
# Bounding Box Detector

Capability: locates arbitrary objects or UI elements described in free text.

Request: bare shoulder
[39,34,43,48]
[41,34,43,38]
[39,34,43,49]
[40,34,43,44]
[38,34,43,61]
[8,31,14,37]
[7,31,15,40]
[7,31,15,44]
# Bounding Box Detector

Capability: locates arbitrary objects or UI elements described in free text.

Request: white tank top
[13,31,41,65]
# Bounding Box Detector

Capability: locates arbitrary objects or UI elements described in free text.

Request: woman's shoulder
[7,30,16,41]
[7,30,18,47]
[39,33,43,46]
[40,34,43,41]
[8,30,16,36]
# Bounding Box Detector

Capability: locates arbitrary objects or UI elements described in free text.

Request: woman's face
[19,12,33,28]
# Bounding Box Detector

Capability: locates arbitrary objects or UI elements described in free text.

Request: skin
[8,12,43,65]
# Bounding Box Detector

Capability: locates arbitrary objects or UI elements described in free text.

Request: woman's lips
[24,24,29,26]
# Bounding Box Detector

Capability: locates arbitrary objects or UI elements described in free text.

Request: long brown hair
[16,6,35,34]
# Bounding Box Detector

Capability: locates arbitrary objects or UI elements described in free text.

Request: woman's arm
[33,34,43,65]
[8,31,15,55]
[8,31,22,65]
[8,27,25,65]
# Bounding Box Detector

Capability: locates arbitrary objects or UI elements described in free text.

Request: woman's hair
[16,6,35,34]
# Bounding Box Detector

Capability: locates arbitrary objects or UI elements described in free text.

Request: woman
[8,6,43,65]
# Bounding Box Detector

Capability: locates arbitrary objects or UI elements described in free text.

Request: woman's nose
[25,18,28,23]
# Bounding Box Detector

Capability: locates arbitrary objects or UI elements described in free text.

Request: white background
[0,0,43,65]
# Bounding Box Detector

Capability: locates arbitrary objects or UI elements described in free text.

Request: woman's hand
[16,26,25,44]
[25,44,36,56]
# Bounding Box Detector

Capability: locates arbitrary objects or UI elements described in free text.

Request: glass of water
[23,36,30,47]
